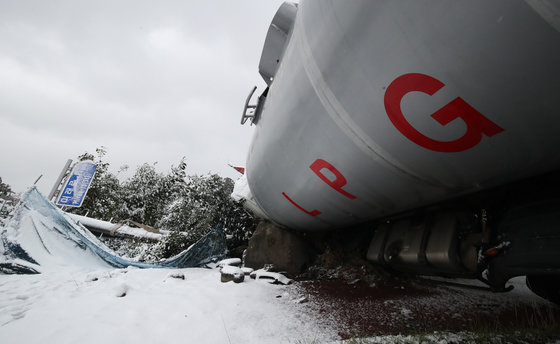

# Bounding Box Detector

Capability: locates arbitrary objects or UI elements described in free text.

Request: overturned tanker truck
[238,1,560,303]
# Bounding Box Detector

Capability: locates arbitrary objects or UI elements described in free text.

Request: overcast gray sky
[0,0,286,194]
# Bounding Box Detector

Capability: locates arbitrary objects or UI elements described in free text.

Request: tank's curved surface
[244,0,560,231]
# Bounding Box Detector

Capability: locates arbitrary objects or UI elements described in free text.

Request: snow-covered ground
[0,188,337,343]
[0,267,337,344]
[2,189,559,344]
[2,267,559,344]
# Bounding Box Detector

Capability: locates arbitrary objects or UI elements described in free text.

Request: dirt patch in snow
[294,277,560,340]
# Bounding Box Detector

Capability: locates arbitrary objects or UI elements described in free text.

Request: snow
[65,212,115,231]
[1,187,228,271]
[2,189,558,343]
[230,175,270,220]
[231,174,250,202]
[241,267,254,275]
[112,223,162,240]
[0,268,337,344]
[250,269,293,285]
[220,264,244,276]
[3,264,553,344]
[0,187,338,343]
[66,213,163,241]
[218,257,242,267]
[3,208,110,273]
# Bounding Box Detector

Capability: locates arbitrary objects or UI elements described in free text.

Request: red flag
[229,164,245,174]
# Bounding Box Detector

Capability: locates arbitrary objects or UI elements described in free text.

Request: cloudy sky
[0,0,287,194]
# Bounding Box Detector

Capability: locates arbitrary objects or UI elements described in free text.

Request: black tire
[526,275,560,305]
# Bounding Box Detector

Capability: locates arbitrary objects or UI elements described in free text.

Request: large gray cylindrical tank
[245,0,560,231]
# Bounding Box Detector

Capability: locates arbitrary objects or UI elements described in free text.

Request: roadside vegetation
[338,328,560,344]
[0,147,257,260]
[67,147,258,260]
[0,176,18,226]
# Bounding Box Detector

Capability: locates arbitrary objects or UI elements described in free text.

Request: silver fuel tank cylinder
[244,0,560,231]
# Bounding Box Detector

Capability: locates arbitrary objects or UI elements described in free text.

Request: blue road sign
[56,161,97,207]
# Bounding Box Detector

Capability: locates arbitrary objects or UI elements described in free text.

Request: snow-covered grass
[2,265,559,344]
[2,188,560,343]
[0,267,337,344]
[0,188,337,342]
[339,330,560,344]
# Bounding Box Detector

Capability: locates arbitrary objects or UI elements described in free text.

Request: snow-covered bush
[157,173,257,252]
[118,157,187,227]
[98,236,161,262]
[0,177,18,225]
[66,148,257,259]
[120,163,166,227]
[157,231,193,258]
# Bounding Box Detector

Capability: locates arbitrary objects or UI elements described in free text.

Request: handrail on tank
[241,86,258,125]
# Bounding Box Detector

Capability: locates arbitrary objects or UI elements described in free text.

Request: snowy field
[0,267,337,344]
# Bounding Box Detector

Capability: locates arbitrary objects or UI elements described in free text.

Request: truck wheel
[526,275,560,305]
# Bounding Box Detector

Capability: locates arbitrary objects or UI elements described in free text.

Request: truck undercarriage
[366,170,560,304]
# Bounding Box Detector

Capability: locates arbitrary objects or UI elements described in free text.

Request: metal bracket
[241,86,258,125]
